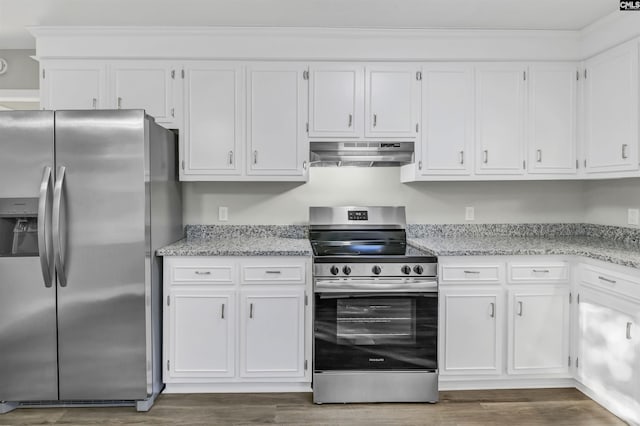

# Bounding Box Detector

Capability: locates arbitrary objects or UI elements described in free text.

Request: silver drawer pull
[265,270,282,274]
[489,302,495,318]
[194,271,211,275]
[463,270,480,274]
[221,303,225,319]
[532,269,550,273]
[627,322,632,340]
[249,303,254,319]
[598,276,616,284]
[517,301,523,316]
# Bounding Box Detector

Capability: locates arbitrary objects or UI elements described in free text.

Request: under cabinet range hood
[309,141,414,167]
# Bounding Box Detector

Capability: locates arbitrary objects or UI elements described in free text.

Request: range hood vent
[309,141,414,167]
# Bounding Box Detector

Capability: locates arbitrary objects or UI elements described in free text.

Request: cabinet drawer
[581,265,640,299]
[508,263,569,283]
[440,265,502,284]
[172,265,235,284]
[241,264,306,284]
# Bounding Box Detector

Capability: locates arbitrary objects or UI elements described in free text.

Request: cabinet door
[419,64,473,175]
[240,289,306,378]
[309,65,363,138]
[508,287,570,375]
[527,64,577,175]
[246,63,308,176]
[182,63,243,177]
[40,61,106,110]
[577,286,640,418]
[584,42,639,173]
[166,289,235,379]
[365,66,419,138]
[475,64,526,175]
[112,61,177,124]
[440,289,503,375]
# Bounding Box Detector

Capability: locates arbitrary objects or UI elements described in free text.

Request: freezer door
[54,110,148,400]
[0,111,58,401]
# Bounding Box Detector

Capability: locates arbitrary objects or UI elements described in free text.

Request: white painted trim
[164,382,311,393]
[576,382,640,426]
[439,377,576,391]
[580,12,640,59]
[0,89,39,102]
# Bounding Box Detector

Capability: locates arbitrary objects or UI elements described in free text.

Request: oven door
[314,290,437,371]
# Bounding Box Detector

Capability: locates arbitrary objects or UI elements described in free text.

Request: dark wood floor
[0,388,625,425]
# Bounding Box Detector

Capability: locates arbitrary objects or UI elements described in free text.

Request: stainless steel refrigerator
[0,110,182,412]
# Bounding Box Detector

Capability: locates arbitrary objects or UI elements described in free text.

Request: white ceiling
[0,0,620,49]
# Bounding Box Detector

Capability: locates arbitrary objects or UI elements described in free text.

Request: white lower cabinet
[163,256,311,391]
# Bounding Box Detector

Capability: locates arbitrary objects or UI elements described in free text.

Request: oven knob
[413,265,424,275]
[401,265,412,275]
[372,265,382,275]
[343,266,352,275]
[330,266,340,275]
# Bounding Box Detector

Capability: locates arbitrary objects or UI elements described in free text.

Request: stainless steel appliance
[310,206,438,404]
[0,110,182,413]
[309,141,414,167]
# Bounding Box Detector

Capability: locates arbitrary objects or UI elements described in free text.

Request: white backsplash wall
[183,168,586,225]
[584,177,640,228]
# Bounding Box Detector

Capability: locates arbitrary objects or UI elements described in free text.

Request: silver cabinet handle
[348,114,353,128]
[489,302,495,318]
[598,276,616,284]
[171,108,175,118]
[418,160,422,170]
[249,303,254,319]
[517,301,523,316]
[536,149,542,163]
[622,144,629,159]
[303,160,307,170]
[228,150,234,166]
[221,303,225,319]
[459,150,464,165]
[265,270,282,274]
[92,98,97,109]
[463,270,480,274]
[373,114,377,127]
[627,322,632,340]
[532,269,550,273]
[194,271,211,275]
[38,166,53,288]
[253,150,258,165]
[117,97,122,109]
[52,166,67,287]
[483,150,488,164]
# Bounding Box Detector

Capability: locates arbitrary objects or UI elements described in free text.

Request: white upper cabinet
[182,62,243,178]
[41,61,107,110]
[308,64,363,138]
[365,66,420,138]
[111,61,178,125]
[475,64,526,175]
[419,64,474,175]
[246,63,308,176]
[584,41,639,174]
[527,63,577,174]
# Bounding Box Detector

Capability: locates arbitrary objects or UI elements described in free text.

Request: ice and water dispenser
[0,198,39,257]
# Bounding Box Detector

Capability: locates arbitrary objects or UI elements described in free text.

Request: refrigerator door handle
[38,166,54,287]
[53,166,68,287]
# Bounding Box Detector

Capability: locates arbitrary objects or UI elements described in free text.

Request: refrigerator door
[54,110,148,400]
[0,111,58,401]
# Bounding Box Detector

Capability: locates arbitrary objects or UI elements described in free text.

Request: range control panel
[314,262,437,278]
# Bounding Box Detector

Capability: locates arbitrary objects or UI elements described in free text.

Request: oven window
[314,293,437,371]
[336,298,415,346]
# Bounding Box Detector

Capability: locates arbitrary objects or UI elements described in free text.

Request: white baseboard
[164,382,312,394]
[438,377,576,391]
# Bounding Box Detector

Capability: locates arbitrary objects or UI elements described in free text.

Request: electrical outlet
[465,206,475,221]
[218,206,229,222]
[628,208,639,226]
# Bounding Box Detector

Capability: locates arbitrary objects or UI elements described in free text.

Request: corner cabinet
[162,256,312,393]
[583,40,639,175]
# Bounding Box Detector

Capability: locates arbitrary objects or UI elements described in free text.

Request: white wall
[183,168,586,225]
[0,50,37,89]
[583,177,640,228]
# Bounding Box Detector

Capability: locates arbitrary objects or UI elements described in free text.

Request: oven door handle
[314,279,437,293]
[318,292,437,299]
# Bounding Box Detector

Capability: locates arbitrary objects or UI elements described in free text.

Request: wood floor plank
[0,388,626,426]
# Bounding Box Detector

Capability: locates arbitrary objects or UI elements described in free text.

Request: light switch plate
[219,206,229,221]
[628,208,639,226]
[465,206,475,221]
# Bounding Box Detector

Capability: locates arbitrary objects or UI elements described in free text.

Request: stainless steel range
[310,206,438,404]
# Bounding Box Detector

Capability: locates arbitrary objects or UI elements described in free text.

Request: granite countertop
[408,235,640,269]
[157,237,312,257]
